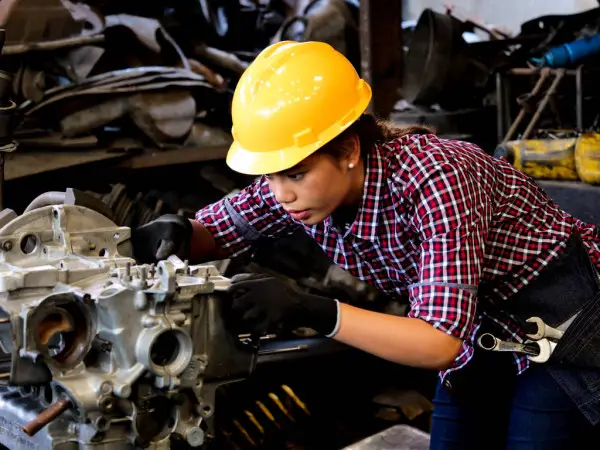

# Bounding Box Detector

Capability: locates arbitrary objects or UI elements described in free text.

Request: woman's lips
[287,209,310,221]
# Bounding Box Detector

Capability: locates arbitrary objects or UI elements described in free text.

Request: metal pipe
[496,72,504,143]
[522,69,565,140]
[22,397,71,436]
[503,69,550,143]
[507,67,579,76]
[576,66,583,130]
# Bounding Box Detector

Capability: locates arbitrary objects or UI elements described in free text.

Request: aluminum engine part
[0,203,254,449]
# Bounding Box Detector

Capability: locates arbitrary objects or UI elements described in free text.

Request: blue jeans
[430,351,594,449]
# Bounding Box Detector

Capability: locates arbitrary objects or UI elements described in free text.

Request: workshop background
[2,1,600,449]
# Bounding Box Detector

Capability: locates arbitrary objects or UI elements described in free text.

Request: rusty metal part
[1,34,105,55]
[195,43,249,75]
[187,58,227,91]
[22,397,72,437]
[37,310,75,346]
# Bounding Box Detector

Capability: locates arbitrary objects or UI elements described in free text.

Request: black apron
[452,232,600,425]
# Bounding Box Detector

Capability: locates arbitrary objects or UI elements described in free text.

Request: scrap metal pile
[397,5,600,154]
[0,0,360,153]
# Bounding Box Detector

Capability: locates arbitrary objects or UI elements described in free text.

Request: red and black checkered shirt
[196,134,600,380]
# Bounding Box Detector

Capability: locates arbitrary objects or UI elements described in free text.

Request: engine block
[0,204,253,449]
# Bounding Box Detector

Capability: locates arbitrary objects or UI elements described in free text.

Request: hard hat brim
[225,90,372,176]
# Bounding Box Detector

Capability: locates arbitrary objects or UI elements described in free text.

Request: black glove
[131,214,193,264]
[226,274,339,336]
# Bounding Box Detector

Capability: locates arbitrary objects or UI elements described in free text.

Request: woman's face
[265,134,364,225]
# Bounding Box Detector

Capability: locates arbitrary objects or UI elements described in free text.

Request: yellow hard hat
[226,40,372,175]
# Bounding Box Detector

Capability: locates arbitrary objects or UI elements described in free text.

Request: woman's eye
[288,173,305,181]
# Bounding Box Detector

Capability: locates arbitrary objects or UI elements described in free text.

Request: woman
[132,41,600,449]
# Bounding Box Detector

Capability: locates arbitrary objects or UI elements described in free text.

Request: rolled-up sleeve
[195,177,298,258]
[406,162,493,341]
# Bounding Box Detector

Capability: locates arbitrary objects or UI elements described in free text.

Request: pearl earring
[348,163,355,169]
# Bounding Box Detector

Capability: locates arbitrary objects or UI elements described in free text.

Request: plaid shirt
[196,134,600,380]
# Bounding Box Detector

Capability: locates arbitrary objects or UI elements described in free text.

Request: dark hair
[319,114,436,159]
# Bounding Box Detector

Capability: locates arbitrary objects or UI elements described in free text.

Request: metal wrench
[477,333,540,356]
[525,316,564,341]
[477,333,557,363]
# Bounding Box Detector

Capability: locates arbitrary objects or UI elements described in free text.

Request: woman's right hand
[131,214,193,264]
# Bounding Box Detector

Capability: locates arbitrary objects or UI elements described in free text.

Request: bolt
[99,381,113,395]
[2,241,12,251]
[124,262,131,281]
[185,427,205,447]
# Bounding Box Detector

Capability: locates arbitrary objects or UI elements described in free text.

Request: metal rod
[576,66,583,130]
[2,35,105,55]
[258,345,308,356]
[22,398,71,437]
[503,69,550,143]
[522,69,565,140]
[507,67,579,76]
[496,72,505,143]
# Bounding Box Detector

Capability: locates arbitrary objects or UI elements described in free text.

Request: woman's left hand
[226,274,339,336]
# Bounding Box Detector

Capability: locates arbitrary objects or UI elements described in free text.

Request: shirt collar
[315,144,387,242]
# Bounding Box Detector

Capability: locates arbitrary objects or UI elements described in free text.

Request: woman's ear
[346,133,361,170]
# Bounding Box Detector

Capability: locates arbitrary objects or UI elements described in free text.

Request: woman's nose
[270,180,296,205]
